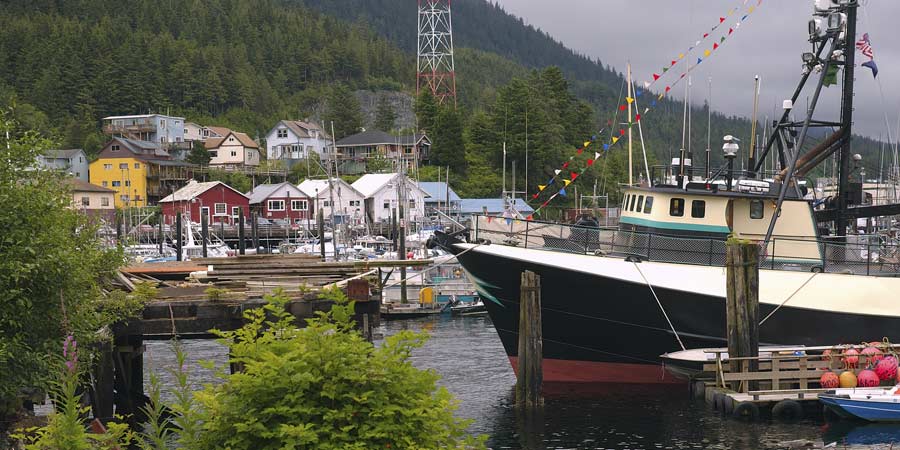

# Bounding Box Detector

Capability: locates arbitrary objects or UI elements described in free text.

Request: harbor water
[144,315,900,449]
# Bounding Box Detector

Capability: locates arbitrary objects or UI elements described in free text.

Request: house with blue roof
[417,181,461,215]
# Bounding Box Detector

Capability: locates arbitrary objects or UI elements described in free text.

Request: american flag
[856,32,879,78]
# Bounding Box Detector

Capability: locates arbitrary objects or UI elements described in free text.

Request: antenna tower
[416,0,457,106]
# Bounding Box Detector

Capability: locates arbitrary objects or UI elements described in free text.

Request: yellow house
[89,138,194,208]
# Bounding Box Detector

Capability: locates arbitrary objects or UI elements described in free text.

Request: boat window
[629,195,636,211]
[644,196,654,214]
[623,194,629,210]
[636,195,644,212]
[691,200,706,218]
[750,199,764,219]
[669,198,684,217]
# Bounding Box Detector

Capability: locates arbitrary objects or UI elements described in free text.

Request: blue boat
[820,386,900,422]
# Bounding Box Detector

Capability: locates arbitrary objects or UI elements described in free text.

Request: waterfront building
[246,182,313,224]
[39,149,89,181]
[66,178,116,223]
[334,130,430,175]
[157,179,250,225]
[89,137,194,208]
[203,127,261,168]
[264,120,331,168]
[102,114,188,159]
[352,173,429,224]
[417,181,461,216]
[297,178,366,226]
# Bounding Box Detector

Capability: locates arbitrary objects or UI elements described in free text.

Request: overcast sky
[492,0,899,140]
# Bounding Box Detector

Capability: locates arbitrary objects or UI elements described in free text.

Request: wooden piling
[251,212,259,250]
[238,208,245,255]
[175,213,183,261]
[725,238,760,392]
[157,218,163,254]
[516,270,543,408]
[317,208,326,260]
[201,213,208,258]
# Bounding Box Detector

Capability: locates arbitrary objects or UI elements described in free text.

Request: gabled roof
[459,198,534,214]
[417,182,461,203]
[44,149,85,159]
[352,173,430,198]
[103,114,185,120]
[204,129,259,150]
[269,120,330,140]
[66,178,115,193]
[298,178,363,198]
[204,126,231,138]
[158,180,249,203]
[105,137,171,159]
[246,182,309,204]
[335,130,429,147]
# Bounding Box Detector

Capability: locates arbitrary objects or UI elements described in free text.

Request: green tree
[197,288,486,450]
[207,168,251,193]
[0,114,124,419]
[415,89,438,134]
[323,84,363,140]
[373,94,397,132]
[187,140,211,166]
[431,107,467,174]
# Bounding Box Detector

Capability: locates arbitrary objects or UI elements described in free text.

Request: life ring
[732,401,760,420]
[772,400,804,421]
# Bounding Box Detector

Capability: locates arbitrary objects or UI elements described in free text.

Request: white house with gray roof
[351,173,428,224]
[297,178,366,226]
[264,120,331,168]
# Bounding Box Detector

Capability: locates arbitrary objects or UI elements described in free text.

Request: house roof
[66,178,115,193]
[298,178,362,198]
[334,130,428,147]
[158,180,248,203]
[44,149,84,159]
[279,120,329,140]
[103,114,185,120]
[351,173,430,198]
[204,126,231,138]
[146,159,194,167]
[416,182,461,203]
[204,129,259,150]
[246,182,308,204]
[109,137,171,159]
[459,198,534,215]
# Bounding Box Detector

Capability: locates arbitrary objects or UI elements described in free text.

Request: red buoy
[820,371,840,389]
[876,356,898,381]
[843,348,860,369]
[858,369,881,388]
[861,346,884,365]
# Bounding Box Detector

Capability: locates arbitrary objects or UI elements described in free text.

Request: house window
[119,163,128,169]
[101,197,110,207]
[277,128,288,138]
[125,180,131,187]
[409,199,416,208]
[268,200,285,211]
[383,202,390,209]
[78,157,83,163]
[232,206,241,218]
[229,137,235,142]
[691,200,706,218]
[101,181,108,187]
[644,196,654,214]
[104,164,112,170]
[184,129,188,135]
[75,172,80,178]
[636,195,644,212]
[215,203,227,215]
[120,194,129,202]
[111,145,120,152]
[323,201,331,207]
[669,198,684,217]
[160,119,166,128]
[81,197,90,207]
[112,181,121,187]
[134,163,140,169]
[350,200,360,207]
[291,200,308,211]
[750,199,764,219]
[209,151,218,158]
[405,147,413,154]
[231,151,237,157]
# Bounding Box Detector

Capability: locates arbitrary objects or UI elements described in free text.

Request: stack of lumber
[195,254,362,288]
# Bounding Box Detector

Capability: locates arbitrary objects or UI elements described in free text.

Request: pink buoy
[876,356,898,381]
[820,371,840,389]
[843,348,860,368]
[861,346,884,364]
[857,369,881,388]
[822,348,834,362]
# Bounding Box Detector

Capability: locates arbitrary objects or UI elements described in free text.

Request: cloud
[493,0,899,139]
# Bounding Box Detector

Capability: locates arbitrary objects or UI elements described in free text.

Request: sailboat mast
[706,77,712,180]
[749,75,761,176]
[627,63,634,186]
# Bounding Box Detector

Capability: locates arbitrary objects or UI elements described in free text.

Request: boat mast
[627,62,633,186]
[748,75,761,177]
[835,3,858,238]
[706,77,712,180]
[678,57,690,187]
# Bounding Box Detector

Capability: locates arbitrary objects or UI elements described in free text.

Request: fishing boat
[450,298,487,316]
[429,1,900,383]
[820,386,900,422]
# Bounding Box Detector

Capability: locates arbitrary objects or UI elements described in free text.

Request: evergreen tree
[415,89,438,134]
[374,95,397,131]
[323,83,363,140]
[431,107,466,174]
[187,140,212,166]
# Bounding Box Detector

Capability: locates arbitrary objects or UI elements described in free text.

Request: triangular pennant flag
[665,86,671,92]
[626,97,634,104]
[635,89,642,97]
[721,36,726,43]
[594,151,600,159]
[584,141,591,147]
[713,42,719,50]
[577,148,583,155]
[703,33,709,38]
[603,144,609,151]
[587,158,594,167]
[612,136,619,144]
[695,40,701,46]
[662,67,669,73]
[591,135,597,140]
[619,129,625,136]
[487,216,493,223]
[562,161,569,169]
[570,172,579,181]
[720,17,725,23]
[728,28,734,35]
[670,60,676,66]
[554,169,561,175]
[619,104,627,111]
[531,193,539,200]
[541,201,549,208]
[568,156,574,160]
[688,46,694,52]
[635,114,641,121]
[526,215,533,221]
[547,178,554,185]
[643,81,651,89]
[538,184,546,191]
[697,57,703,65]
[741,14,748,21]
[644,107,649,113]
[563,179,571,186]
[678,53,685,59]
[651,99,658,106]
[559,188,567,197]
[749,5,755,13]
[505,218,513,225]
[704,49,711,57]
[652,73,660,81]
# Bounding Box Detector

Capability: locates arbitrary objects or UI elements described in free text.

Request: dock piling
[201,214,208,258]
[238,208,246,255]
[175,213,183,261]
[317,208,325,260]
[516,270,543,409]
[725,238,760,392]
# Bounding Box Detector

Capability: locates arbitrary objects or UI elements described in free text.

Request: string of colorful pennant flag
[527,0,764,219]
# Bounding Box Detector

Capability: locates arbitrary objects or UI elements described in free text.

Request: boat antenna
[748,75,761,177]
[706,76,712,180]
[678,57,690,187]
[631,76,652,184]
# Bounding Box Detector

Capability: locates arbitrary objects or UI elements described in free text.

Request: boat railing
[472,215,900,276]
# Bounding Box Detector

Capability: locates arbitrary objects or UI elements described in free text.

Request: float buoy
[822,348,834,362]
[839,370,858,388]
[820,371,839,389]
[857,369,880,388]
[875,356,898,381]
[843,348,860,368]
[861,346,884,365]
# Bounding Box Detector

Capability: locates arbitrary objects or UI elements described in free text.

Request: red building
[158,180,250,225]
[246,182,313,224]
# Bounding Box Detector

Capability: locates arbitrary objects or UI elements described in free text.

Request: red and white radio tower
[416,0,457,107]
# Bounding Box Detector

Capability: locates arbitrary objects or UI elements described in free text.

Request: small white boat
[820,385,900,422]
